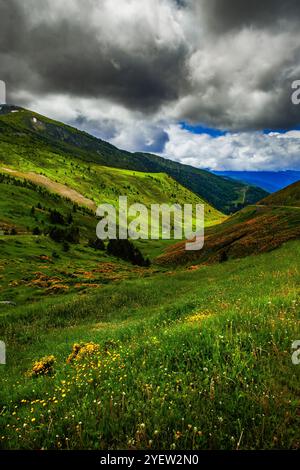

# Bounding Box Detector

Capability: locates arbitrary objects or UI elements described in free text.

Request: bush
[63,242,70,252]
[28,355,56,377]
[49,225,80,244]
[219,251,228,263]
[66,342,100,364]
[107,239,150,267]
[49,209,65,225]
[88,238,105,250]
[32,227,41,235]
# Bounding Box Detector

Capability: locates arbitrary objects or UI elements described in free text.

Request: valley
[0,106,299,451]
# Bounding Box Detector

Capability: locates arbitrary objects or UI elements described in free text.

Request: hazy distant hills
[213,170,300,193]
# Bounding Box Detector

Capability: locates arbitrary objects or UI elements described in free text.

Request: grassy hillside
[0,174,159,305]
[0,167,222,225]
[0,106,224,228]
[133,152,268,214]
[259,180,300,207]
[157,182,300,266]
[0,173,96,236]
[0,106,267,214]
[0,240,299,449]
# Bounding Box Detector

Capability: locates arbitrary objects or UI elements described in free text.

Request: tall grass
[0,241,299,449]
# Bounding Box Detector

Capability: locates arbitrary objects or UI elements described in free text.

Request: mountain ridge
[0,105,268,214]
[156,181,300,266]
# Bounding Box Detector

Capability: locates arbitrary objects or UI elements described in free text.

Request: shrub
[49,225,80,244]
[88,238,105,250]
[219,251,228,263]
[107,239,150,267]
[66,342,100,363]
[28,355,56,377]
[63,242,70,252]
[49,209,65,225]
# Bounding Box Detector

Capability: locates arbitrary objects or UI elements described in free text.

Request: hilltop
[0,105,267,214]
[156,181,300,266]
[0,107,225,224]
[258,179,300,207]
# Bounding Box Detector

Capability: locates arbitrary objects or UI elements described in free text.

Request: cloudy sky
[1,0,300,170]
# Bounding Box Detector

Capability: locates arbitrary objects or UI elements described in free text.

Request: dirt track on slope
[1,167,96,211]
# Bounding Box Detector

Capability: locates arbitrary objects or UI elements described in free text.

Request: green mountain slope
[0,105,267,213]
[156,182,300,266]
[0,172,96,237]
[0,173,159,304]
[1,111,299,453]
[258,179,300,207]
[0,106,224,226]
[132,152,268,213]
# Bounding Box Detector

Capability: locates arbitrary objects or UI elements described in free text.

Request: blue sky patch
[179,122,226,137]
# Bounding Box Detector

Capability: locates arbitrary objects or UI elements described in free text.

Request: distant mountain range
[213,170,300,193]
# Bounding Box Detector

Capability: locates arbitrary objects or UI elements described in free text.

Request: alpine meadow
[0,0,300,458]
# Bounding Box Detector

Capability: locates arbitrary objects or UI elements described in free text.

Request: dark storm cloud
[0,0,26,51]
[200,0,300,33]
[0,0,188,112]
[0,0,300,133]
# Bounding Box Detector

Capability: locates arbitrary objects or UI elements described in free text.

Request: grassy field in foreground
[0,240,299,450]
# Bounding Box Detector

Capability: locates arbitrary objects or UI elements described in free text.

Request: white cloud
[161,124,300,170]
[5,0,300,170]
[21,92,169,153]
[20,92,300,170]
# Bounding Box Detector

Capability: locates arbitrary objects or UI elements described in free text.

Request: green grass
[0,175,164,304]
[0,173,224,304]
[0,235,159,305]
[0,175,95,235]
[259,180,300,207]
[1,240,299,450]
[0,138,225,233]
[0,106,268,214]
[157,203,300,266]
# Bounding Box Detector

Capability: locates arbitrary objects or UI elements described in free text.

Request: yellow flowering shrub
[28,355,56,377]
[66,342,100,363]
